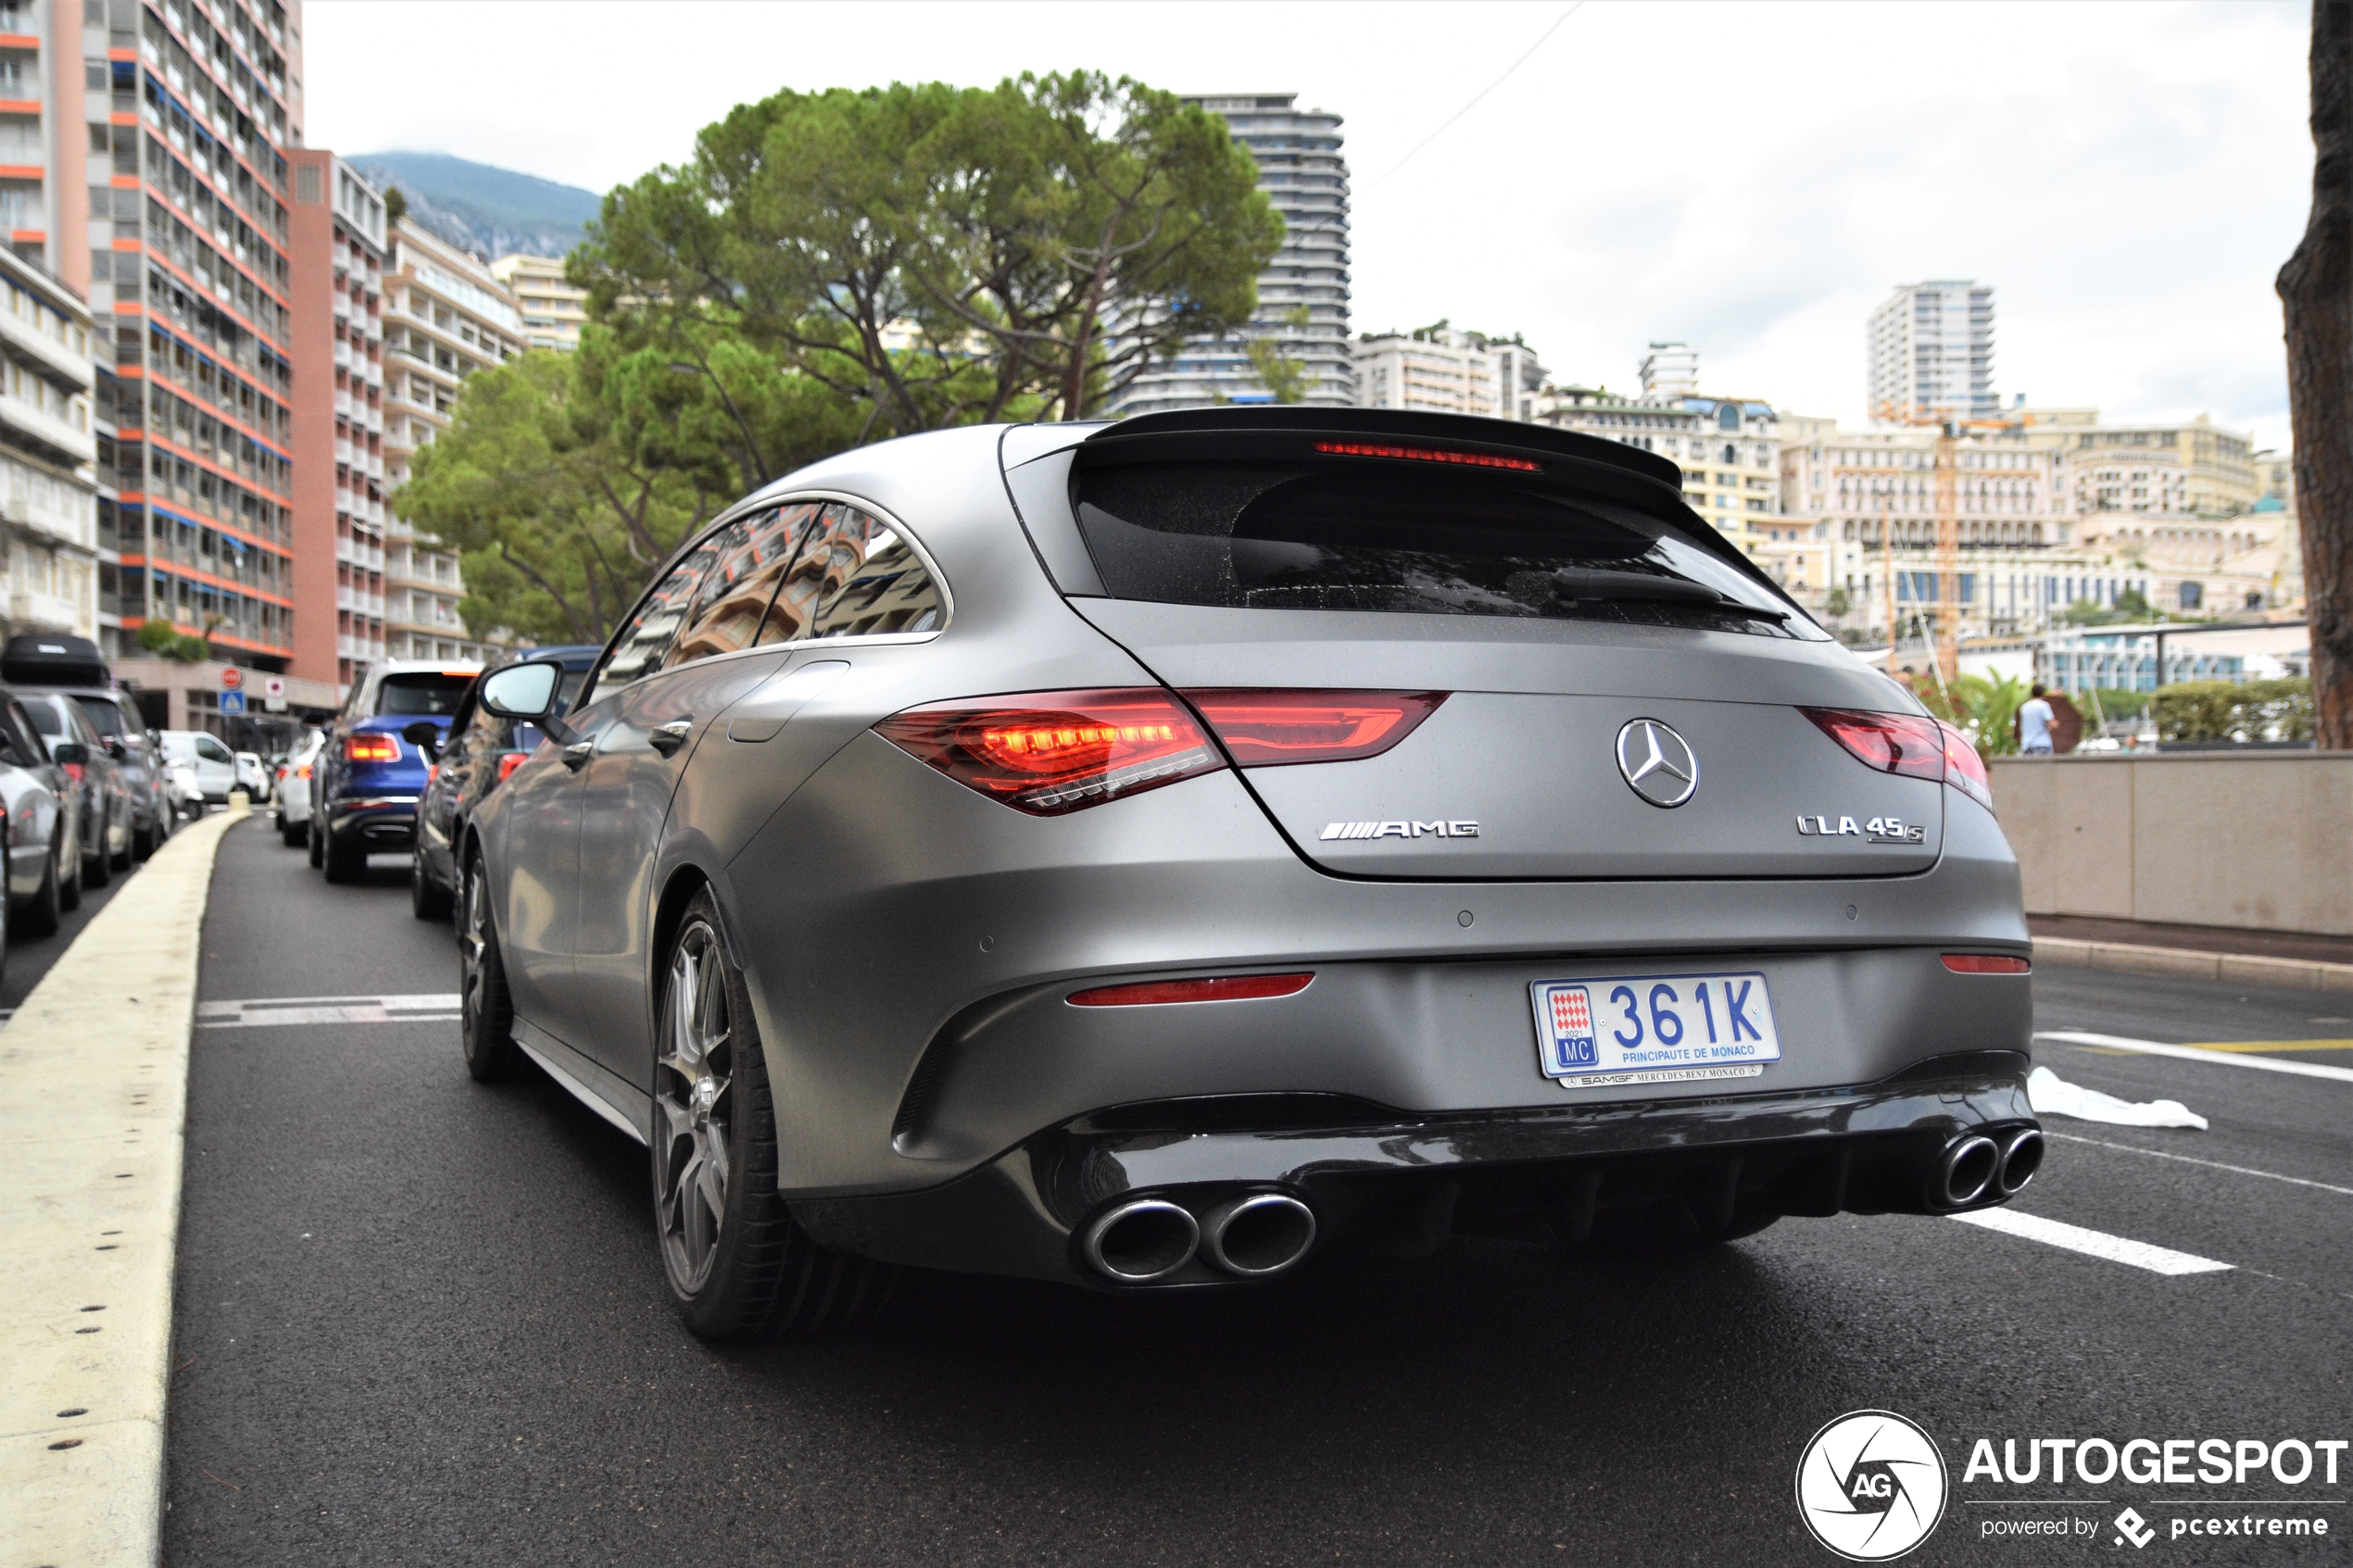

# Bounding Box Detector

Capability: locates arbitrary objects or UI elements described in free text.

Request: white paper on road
[2027,1065,2208,1129]
[1948,1207,2233,1275]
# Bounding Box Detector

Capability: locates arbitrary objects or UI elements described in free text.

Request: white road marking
[2046,1131,2353,1198]
[197,994,461,1027]
[2037,1030,2353,1085]
[1948,1208,2233,1275]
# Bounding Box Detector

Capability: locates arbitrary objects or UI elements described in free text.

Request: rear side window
[590,536,726,699]
[665,507,810,669]
[22,696,64,736]
[761,503,944,644]
[1072,461,1817,639]
[374,672,474,717]
[195,734,233,764]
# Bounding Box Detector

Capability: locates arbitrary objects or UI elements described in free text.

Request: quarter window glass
[665,507,806,669]
[590,543,724,700]
[803,510,945,639]
[748,502,831,645]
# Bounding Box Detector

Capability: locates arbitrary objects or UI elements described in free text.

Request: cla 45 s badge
[1797,814,1926,845]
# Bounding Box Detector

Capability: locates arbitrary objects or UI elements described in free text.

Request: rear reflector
[1067,972,1315,1008]
[1312,439,1541,472]
[497,751,528,784]
[345,733,400,763]
[1936,719,1995,812]
[1800,708,1944,782]
[1184,690,1446,767]
[1943,954,2030,974]
[875,690,1223,815]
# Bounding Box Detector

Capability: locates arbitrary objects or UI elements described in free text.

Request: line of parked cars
[0,633,273,985]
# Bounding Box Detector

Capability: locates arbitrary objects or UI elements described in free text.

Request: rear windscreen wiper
[1549,569,1790,621]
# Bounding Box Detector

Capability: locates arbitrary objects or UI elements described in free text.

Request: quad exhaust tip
[1201,1192,1318,1278]
[1997,1127,2045,1197]
[1938,1135,2001,1208]
[1082,1199,1200,1283]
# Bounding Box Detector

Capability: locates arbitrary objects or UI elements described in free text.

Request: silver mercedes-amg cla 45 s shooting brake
[458,408,2041,1339]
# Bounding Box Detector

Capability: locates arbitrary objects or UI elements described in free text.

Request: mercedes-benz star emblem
[1616,718,1699,808]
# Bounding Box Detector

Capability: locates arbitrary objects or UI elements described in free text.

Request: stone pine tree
[2281,0,2353,749]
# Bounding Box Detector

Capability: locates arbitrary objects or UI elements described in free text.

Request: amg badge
[1796,814,1926,846]
[1321,820,1481,841]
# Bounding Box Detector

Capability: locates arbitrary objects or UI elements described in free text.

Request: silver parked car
[0,688,83,937]
[459,409,2038,1340]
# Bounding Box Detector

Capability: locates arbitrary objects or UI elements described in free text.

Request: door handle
[648,719,695,758]
[561,741,595,771]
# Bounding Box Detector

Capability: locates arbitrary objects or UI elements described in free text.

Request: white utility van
[157,730,238,805]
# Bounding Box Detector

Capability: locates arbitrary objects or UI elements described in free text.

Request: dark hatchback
[309,660,480,883]
[410,646,601,920]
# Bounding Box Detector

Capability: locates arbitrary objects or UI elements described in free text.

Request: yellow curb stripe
[2177,1039,2353,1054]
[0,809,245,1568]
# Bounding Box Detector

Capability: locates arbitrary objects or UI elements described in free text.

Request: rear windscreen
[375,672,474,717]
[1073,463,1820,639]
[74,696,127,736]
[23,698,64,735]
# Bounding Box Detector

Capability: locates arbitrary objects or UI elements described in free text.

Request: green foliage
[384,185,407,226]
[2084,687,2149,722]
[1946,671,2030,758]
[2058,588,2158,627]
[394,334,865,646]
[137,617,207,663]
[2151,677,2315,742]
[1823,586,1851,620]
[1239,307,1313,405]
[571,72,1281,429]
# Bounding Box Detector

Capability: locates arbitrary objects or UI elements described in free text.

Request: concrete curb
[0,808,245,1568]
[2032,935,2353,994]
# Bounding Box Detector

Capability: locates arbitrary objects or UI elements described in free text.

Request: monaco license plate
[1529,972,1781,1088]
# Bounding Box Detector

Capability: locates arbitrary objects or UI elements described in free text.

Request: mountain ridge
[350,151,601,261]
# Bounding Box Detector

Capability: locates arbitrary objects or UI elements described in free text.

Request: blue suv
[309,659,480,883]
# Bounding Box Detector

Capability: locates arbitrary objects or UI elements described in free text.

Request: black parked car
[410,646,601,921]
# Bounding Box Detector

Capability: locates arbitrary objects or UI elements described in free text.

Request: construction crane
[1869,401,2027,687]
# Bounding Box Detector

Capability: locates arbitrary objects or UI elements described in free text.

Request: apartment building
[286,148,384,693]
[1353,323,1545,422]
[2019,410,2261,521]
[0,244,98,640]
[104,0,302,675]
[1638,342,1698,401]
[382,216,519,661]
[1532,384,1781,546]
[1109,93,1352,414]
[1868,281,1996,421]
[489,251,584,351]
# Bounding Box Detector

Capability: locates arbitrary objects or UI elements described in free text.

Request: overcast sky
[301,0,2310,449]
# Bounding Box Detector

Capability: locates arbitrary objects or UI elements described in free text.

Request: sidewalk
[2030,914,2353,994]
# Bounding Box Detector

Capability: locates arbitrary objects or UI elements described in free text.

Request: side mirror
[400,720,444,761]
[105,737,128,761]
[51,741,87,766]
[479,660,569,738]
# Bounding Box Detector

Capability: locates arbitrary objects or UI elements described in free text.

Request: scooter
[165,759,207,821]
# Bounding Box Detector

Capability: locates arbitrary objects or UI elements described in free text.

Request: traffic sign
[220,667,245,690]
[218,690,246,714]
[262,676,285,698]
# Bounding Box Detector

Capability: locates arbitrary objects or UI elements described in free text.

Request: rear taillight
[1067,972,1315,1007]
[875,690,1223,815]
[345,733,400,762]
[61,761,83,782]
[296,762,311,779]
[497,751,528,784]
[1183,690,1446,767]
[1943,954,2029,974]
[1801,708,1944,783]
[1936,719,1994,812]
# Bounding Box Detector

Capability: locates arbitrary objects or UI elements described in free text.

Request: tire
[132,819,155,861]
[410,847,452,920]
[458,850,522,1084]
[321,828,365,884]
[650,890,895,1340]
[82,807,112,888]
[18,843,59,938]
[111,820,132,872]
[282,814,306,848]
[308,816,324,869]
[57,839,81,913]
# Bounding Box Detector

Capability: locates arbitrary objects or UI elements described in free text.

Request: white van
[157,730,239,806]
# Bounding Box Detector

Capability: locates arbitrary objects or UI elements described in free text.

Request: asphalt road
[166,818,2353,1566]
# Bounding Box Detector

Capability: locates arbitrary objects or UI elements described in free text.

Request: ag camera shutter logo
[1795,1410,1949,1561]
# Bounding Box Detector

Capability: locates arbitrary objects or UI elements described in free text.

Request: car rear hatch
[1011,411,1949,881]
[345,670,475,795]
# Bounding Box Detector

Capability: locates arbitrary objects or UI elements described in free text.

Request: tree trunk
[2281,0,2353,748]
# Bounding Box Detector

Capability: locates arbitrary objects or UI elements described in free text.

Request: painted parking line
[2046,1131,2353,1198]
[1948,1208,2233,1276]
[196,994,461,1028]
[2182,1038,2353,1054]
[2036,1030,2353,1085]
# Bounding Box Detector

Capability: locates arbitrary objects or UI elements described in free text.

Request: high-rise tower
[1867,281,1995,422]
[1107,93,1352,416]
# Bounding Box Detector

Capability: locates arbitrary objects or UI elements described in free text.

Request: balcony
[333,340,351,369]
[334,437,353,466]
[334,389,352,418]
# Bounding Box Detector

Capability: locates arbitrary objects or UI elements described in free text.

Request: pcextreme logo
[1795,1410,1950,1562]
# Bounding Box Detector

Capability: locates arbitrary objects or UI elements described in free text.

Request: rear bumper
[327,796,420,848]
[793,1055,2036,1290]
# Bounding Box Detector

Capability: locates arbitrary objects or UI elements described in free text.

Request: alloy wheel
[653,922,735,1295]
[459,864,490,1035]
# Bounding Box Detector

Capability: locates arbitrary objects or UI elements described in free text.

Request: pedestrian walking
[2017,683,2057,755]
